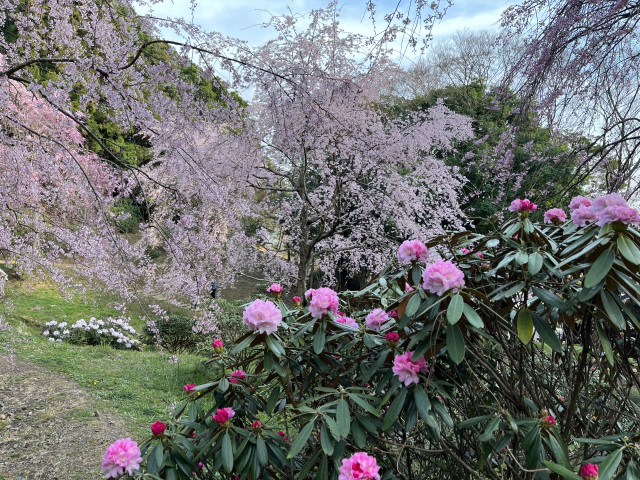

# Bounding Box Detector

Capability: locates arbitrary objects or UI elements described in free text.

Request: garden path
[0,357,129,480]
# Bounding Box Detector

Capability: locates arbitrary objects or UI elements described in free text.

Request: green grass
[0,280,221,440]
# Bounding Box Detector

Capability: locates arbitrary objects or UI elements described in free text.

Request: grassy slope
[0,280,221,439]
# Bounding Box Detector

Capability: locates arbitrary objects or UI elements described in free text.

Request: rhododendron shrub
[127,202,640,479]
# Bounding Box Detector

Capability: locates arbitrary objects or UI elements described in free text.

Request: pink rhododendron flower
[389,309,398,319]
[569,196,592,211]
[228,377,238,384]
[308,287,339,318]
[336,316,359,328]
[101,438,142,478]
[338,452,381,480]
[397,239,429,264]
[252,420,262,431]
[544,208,567,224]
[392,351,429,386]
[151,421,165,436]
[571,205,599,227]
[213,339,224,353]
[304,288,316,300]
[386,332,400,346]
[541,414,556,428]
[184,384,197,393]
[405,283,414,292]
[267,283,283,294]
[422,259,465,296]
[591,193,627,214]
[365,308,390,331]
[508,198,537,213]
[231,370,247,380]
[596,205,639,226]
[212,407,235,426]
[460,247,470,254]
[579,463,598,480]
[292,296,301,306]
[243,299,282,334]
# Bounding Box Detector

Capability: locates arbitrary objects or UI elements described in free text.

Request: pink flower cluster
[392,351,429,386]
[460,247,484,259]
[229,369,247,384]
[397,239,429,264]
[541,414,556,428]
[308,287,339,318]
[267,283,283,294]
[151,421,165,436]
[579,463,598,480]
[509,198,537,213]
[422,259,465,296]
[338,452,380,480]
[336,315,359,328]
[184,383,197,393]
[543,208,567,224]
[570,193,639,227]
[243,299,282,334]
[101,438,142,478]
[365,309,390,331]
[252,420,262,431]
[212,407,235,426]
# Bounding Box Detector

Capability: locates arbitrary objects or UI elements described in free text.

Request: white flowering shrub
[44,316,139,349]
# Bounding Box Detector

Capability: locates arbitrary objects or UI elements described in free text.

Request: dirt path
[0,357,130,480]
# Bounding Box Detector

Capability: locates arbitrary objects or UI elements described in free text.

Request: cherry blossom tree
[244,10,474,294]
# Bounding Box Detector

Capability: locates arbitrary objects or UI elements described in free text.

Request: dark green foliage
[143,315,199,354]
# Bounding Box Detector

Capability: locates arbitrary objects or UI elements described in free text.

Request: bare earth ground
[0,358,129,480]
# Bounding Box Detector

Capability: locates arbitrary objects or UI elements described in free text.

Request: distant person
[210,280,217,299]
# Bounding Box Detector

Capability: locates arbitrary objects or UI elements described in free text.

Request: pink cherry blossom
[308,287,339,318]
[569,196,593,211]
[212,407,235,426]
[338,452,381,480]
[101,438,142,478]
[579,463,598,480]
[544,208,567,224]
[243,299,282,334]
[392,351,429,386]
[422,259,465,296]
[336,316,359,328]
[365,309,390,331]
[397,240,429,264]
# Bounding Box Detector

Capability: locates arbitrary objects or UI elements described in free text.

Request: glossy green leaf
[517,308,534,344]
[382,388,407,431]
[336,398,351,438]
[596,320,614,366]
[528,252,544,275]
[221,432,233,473]
[617,236,640,265]
[266,386,280,415]
[462,303,484,328]
[458,414,495,429]
[446,324,465,364]
[313,329,326,354]
[320,423,334,456]
[542,461,582,480]
[413,385,432,424]
[446,294,464,325]
[405,294,421,318]
[348,394,379,416]
[287,419,315,459]
[516,251,529,265]
[256,437,268,467]
[532,287,566,310]
[232,332,257,354]
[601,291,626,330]
[599,448,623,480]
[478,416,500,442]
[532,314,562,352]
[218,377,230,392]
[584,248,615,288]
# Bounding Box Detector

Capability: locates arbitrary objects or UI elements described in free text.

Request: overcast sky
[139,0,517,62]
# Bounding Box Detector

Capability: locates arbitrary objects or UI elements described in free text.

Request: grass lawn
[0,279,222,440]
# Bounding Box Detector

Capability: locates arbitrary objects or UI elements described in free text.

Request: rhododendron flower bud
[151,421,166,436]
[339,452,380,480]
[292,296,301,306]
[228,377,238,384]
[389,309,398,319]
[198,461,204,471]
[569,196,593,211]
[184,384,197,393]
[212,407,235,427]
[392,351,429,386]
[252,420,262,431]
[267,283,283,299]
[102,438,142,478]
[213,339,224,353]
[397,239,429,264]
[580,463,598,480]
[308,287,339,318]
[541,414,556,428]
[231,370,247,380]
[336,316,359,328]
[544,208,567,225]
[243,299,282,334]
[365,308,390,331]
[475,252,484,259]
[509,198,537,216]
[277,431,288,441]
[386,331,400,347]
[422,259,465,296]
[539,408,549,418]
